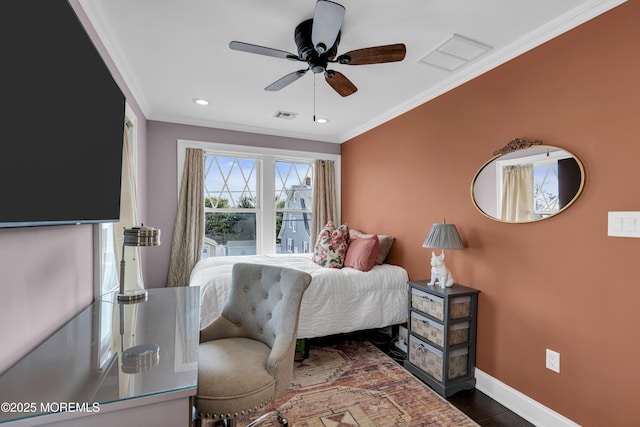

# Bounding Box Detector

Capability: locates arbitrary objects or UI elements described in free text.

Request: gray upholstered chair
[195,262,312,427]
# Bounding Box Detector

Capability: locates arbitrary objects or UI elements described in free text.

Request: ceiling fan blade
[324,70,357,97]
[229,41,300,61]
[337,43,406,65]
[265,69,308,91]
[311,0,345,54]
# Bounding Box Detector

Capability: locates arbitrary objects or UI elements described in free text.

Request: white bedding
[189,253,409,339]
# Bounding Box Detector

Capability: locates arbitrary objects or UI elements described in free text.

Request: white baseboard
[474,368,581,427]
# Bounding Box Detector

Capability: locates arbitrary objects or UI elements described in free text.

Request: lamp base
[121,343,160,373]
[430,252,454,288]
[117,289,148,304]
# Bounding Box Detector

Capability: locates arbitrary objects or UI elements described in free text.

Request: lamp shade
[422,223,463,250]
[123,226,161,247]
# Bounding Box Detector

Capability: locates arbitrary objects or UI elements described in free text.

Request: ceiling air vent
[419,34,492,72]
[273,110,297,120]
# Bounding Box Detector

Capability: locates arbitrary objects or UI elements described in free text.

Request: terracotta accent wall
[341,2,639,426]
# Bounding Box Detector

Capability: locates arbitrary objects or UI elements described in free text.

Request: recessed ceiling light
[192,98,210,106]
[315,117,329,124]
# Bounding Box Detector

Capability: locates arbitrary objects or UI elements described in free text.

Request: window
[178,140,340,258]
[94,104,138,369]
[532,162,559,217]
[275,161,312,253]
[496,149,571,220]
[203,155,258,257]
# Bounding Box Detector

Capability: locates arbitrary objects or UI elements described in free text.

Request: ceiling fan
[229,0,406,97]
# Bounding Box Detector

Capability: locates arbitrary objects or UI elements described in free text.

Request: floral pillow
[312,221,350,268]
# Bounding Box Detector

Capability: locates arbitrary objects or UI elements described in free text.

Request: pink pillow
[344,235,379,272]
[350,229,395,264]
[312,221,350,268]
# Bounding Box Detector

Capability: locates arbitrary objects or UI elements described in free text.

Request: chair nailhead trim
[197,400,274,420]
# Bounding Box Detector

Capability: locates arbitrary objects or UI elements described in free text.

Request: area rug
[235,337,478,426]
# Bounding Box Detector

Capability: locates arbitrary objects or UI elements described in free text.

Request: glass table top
[0,286,200,424]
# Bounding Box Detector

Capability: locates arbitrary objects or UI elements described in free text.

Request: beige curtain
[114,120,143,292]
[167,148,205,287]
[501,164,534,222]
[311,159,337,241]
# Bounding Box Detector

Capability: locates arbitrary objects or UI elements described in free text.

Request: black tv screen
[0,0,125,228]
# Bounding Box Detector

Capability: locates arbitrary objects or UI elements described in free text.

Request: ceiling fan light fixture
[311,0,345,54]
[229,1,404,98]
[315,117,329,124]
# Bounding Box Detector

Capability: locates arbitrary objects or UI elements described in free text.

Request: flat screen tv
[0,1,125,228]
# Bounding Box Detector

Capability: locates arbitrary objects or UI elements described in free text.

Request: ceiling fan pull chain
[313,73,317,122]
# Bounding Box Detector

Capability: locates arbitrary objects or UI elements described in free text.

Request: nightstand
[404,281,479,397]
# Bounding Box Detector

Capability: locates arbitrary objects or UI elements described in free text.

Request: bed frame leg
[391,324,400,340]
[295,338,310,360]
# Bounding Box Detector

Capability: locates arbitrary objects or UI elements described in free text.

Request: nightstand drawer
[411,288,444,320]
[411,311,444,346]
[408,335,469,381]
[450,296,471,319]
[411,312,470,347]
[450,321,470,345]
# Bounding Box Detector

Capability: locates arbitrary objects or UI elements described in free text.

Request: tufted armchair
[195,262,312,427]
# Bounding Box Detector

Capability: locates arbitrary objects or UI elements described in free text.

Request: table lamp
[422,219,463,288]
[117,225,161,303]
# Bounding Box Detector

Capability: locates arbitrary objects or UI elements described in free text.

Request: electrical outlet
[546,349,560,373]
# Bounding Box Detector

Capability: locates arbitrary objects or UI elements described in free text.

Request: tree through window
[203,155,258,257]
[201,154,314,257]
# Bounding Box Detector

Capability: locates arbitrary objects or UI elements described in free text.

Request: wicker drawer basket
[411,311,444,346]
[409,336,468,381]
[411,288,444,320]
[450,321,470,345]
[451,296,471,319]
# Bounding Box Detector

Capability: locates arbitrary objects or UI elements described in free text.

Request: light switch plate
[608,212,640,238]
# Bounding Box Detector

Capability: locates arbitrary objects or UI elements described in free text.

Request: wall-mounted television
[0,0,125,228]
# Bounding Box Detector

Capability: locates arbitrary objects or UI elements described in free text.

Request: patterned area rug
[235,337,478,426]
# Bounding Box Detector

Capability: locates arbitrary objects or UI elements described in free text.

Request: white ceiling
[79,0,623,144]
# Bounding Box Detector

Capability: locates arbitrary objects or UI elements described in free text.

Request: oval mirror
[471,139,585,223]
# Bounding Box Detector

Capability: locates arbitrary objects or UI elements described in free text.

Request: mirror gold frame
[471,138,585,223]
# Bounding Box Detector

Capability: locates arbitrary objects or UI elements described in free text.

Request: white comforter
[189,253,409,339]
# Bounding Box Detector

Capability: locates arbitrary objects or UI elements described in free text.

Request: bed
[189,253,409,339]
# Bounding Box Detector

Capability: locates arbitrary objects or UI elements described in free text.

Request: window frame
[178,139,340,255]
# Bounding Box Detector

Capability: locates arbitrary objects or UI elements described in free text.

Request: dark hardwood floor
[447,388,534,427]
[360,329,535,427]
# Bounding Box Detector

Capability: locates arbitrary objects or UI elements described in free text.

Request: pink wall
[0,2,148,373]
[0,226,93,373]
[341,2,639,426]
[144,121,339,288]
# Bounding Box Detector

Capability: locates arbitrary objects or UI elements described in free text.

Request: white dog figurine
[429,252,454,288]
